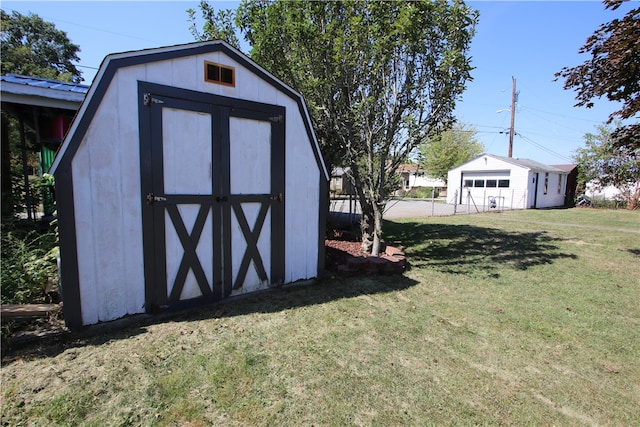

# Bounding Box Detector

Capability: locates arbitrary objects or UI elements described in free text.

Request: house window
[544,173,549,195]
[486,179,497,188]
[474,179,485,188]
[205,61,235,87]
[498,179,510,188]
[557,174,562,194]
[464,179,473,188]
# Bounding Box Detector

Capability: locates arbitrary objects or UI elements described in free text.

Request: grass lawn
[2,208,639,426]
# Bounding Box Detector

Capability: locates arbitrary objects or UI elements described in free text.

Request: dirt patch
[325,229,407,276]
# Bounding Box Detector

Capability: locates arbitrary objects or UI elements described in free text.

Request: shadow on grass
[3,220,578,361]
[384,220,577,277]
[627,248,640,257]
[2,274,418,362]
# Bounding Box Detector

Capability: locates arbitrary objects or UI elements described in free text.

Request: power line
[21,11,162,44]
[518,133,573,163]
[519,104,602,124]
[474,124,509,130]
[515,129,583,144]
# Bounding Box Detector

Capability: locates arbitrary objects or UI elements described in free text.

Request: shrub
[405,187,440,199]
[0,219,59,305]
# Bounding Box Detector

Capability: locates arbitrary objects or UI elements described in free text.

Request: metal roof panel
[1,73,90,94]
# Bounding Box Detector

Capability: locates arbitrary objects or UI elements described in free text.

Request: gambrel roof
[49,40,328,180]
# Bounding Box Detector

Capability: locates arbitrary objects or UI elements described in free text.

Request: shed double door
[139,83,285,312]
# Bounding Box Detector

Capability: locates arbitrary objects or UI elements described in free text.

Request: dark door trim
[138,81,285,312]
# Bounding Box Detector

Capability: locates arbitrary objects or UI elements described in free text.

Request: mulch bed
[325,229,407,276]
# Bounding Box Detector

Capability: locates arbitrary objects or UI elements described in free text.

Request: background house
[330,167,356,196]
[585,181,626,200]
[0,74,89,218]
[552,164,578,206]
[396,164,446,195]
[447,154,573,209]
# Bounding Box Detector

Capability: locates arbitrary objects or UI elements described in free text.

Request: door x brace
[231,201,270,289]
[166,204,213,301]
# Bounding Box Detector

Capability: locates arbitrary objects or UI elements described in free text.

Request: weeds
[1,218,59,340]
[1,219,58,305]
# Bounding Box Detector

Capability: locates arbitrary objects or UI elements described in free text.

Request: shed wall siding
[511,168,531,208]
[285,112,320,281]
[70,50,321,324]
[72,73,146,324]
[533,173,566,208]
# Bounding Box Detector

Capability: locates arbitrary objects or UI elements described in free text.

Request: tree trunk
[359,199,384,257]
[360,201,374,254]
[371,204,384,256]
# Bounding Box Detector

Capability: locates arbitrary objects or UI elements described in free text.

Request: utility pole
[508,76,517,158]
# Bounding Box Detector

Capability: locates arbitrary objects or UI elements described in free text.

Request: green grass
[1,208,639,426]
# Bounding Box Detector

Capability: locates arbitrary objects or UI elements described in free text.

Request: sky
[3,0,634,166]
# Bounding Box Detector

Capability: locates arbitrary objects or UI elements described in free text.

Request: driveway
[329,198,640,234]
[328,198,490,226]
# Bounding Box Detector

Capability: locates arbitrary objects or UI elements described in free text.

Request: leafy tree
[574,123,639,210]
[556,0,639,151]
[418,122,484,184]
[187,2,240,49]
[1,10,83,217]
[1,9,82,82]
[192,0,477,255]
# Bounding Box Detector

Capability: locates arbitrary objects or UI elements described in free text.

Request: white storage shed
[447,154,568,210]
[50,41,329,328]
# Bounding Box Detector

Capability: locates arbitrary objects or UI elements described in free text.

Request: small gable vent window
[205,61,235,87]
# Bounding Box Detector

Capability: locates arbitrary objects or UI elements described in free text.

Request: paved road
[328,198,489,224]
[329,198,640,234]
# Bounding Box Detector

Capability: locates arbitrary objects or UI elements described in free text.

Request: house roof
[332,167,351,177]
[488,154,566,172]
[1,73,89,110]
[397,164,419,173]
[551,164,578,173]
[453,153,568,174]
[49,40,328,180]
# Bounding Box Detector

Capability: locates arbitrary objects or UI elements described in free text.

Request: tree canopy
[1,9,82,82]
[1,10,83,217]
[556,0,639,151]
[574,123,639,210]
[191,0,478,255]
[418,122,484,184]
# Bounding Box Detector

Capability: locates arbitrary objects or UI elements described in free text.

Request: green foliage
[1,10,81,218]
[193,0,478,254]
[574,123,640,209]
[187,1,240,48]
[418,121,484,183]
[589,198,627,209]
[403,187,440,199]
[556,0,639,151]
[0,9,82,82]
[0,219,59,305]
